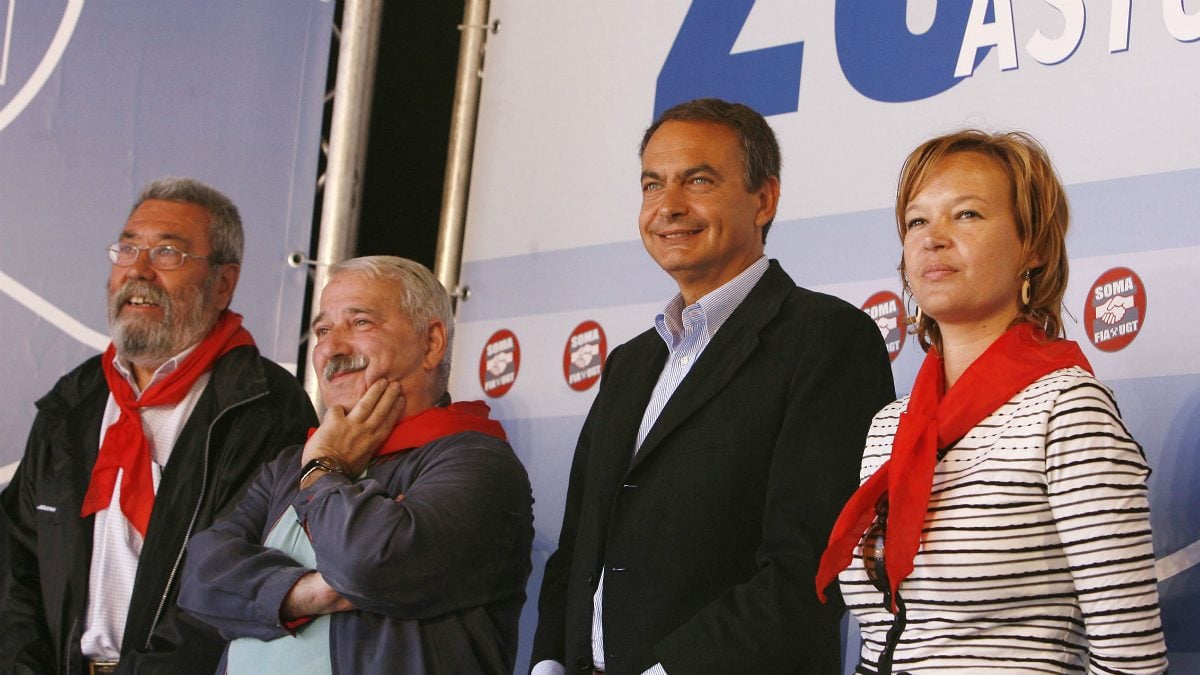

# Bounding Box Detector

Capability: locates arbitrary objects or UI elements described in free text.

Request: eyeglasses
[107,243,212,270]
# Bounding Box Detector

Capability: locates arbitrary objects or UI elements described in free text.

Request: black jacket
[0,344,316,675]
[532,261,896,674]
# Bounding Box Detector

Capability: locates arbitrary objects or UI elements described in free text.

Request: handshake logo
[1095,294,1134,326]
[860,291,905,362]
[486,350,514,376]
[1088,268,1146,353]
[570,342,600,369]
[480,330,519,398]
[564,321,606,391]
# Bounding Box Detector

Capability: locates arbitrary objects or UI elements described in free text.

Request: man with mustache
[531,99,896,674]
[0,177,316,674]
[179,256,533,674]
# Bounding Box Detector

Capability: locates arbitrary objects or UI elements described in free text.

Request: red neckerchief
[815,322,1091,610]
[305,399,507,456]
[81,310,255,536]
[376,400,507,454]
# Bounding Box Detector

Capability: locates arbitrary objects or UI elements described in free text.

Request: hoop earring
[902,305,921,326]
[1021,269,1032,306]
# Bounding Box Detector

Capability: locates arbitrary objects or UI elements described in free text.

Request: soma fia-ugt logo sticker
[1087,267,1146,352]
[861,291,906,362]
[563,320,606,391]
[479,329,520,398]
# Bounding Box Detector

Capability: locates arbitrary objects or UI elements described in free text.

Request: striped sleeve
[1043,378,1168,674]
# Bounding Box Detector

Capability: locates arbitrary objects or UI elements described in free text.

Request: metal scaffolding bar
[303,0,384,409]
[433,0,493,305]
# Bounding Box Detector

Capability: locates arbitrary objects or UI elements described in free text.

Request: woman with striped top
[815,130,1167,674]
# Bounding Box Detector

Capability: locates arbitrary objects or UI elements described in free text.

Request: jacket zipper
[142,390,269,649]
[63,616,77,675]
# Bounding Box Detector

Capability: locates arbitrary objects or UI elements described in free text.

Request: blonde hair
[896,130,1069,352]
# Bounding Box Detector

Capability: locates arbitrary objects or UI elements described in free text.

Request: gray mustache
[324,353,368,381]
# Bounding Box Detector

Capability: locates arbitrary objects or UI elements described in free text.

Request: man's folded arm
[179,454,311,641]
[294,434,532,620]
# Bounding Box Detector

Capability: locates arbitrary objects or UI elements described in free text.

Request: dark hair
[640,98,782,241]
[896,130,1070,352]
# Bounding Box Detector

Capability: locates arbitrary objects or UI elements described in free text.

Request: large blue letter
[835,0,990,103]
[654,0,804,119]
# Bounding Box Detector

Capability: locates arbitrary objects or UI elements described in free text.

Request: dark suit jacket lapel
[601,336,669,480]
[630,261,795,472]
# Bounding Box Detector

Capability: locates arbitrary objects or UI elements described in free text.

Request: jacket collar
[37,343,268,417]
[630,259,795,471]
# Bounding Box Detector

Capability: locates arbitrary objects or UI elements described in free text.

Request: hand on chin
[322,370,368,413]
[303,379,405,475]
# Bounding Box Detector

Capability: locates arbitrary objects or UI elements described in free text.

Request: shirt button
[679,356,690,365]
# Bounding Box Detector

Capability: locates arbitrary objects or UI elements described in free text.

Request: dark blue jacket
[180,430,533,675]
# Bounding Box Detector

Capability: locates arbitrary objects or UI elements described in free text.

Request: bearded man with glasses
[0,177,316,674]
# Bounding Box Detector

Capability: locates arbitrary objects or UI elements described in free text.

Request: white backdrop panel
[454,1,1200,671]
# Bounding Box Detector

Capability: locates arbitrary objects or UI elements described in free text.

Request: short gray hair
[327,256,454,393]
[133,177,243,265]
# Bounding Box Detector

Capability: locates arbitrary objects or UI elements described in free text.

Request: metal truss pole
[433,0,495,306]
[303,0,383,409]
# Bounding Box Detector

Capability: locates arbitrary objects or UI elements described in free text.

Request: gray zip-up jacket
[0,345,316,675]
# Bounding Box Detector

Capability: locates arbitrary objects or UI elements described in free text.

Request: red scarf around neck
[81,310,255,536]
[333,400,507,458]
[815,322,1091,610]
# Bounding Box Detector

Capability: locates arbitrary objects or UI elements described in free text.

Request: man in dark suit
[531,98,896,674]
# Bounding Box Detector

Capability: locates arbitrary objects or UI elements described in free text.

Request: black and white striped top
[839,367,1168,674]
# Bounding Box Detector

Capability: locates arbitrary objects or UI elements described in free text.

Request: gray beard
[108,274,217,365]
